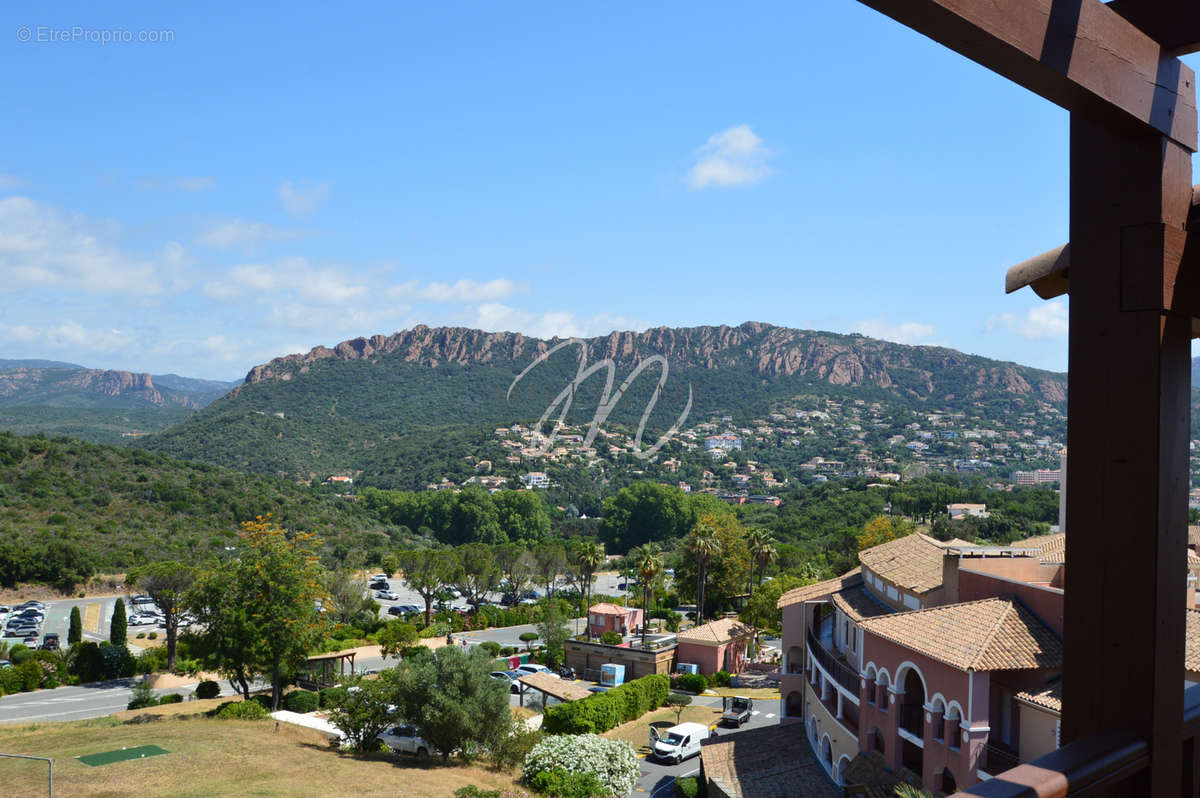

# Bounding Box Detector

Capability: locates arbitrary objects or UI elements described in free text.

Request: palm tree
[576,541,605,635]
[632,543,664,647]
[688,523,721,623]
[748,529,778,594]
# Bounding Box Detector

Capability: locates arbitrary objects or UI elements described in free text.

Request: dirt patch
[0,574,129,604]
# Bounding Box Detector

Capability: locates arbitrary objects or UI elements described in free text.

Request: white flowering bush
[522,734,640,797]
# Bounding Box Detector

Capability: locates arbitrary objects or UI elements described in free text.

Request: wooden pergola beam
[856,0,1197,150]
[1108,0,1200,56]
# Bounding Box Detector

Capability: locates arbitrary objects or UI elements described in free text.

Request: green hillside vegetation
[138,324,1069,489]
[0,406,193,445]
[0,432,422,588]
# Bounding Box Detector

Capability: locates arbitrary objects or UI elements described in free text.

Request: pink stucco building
[675,617,753,676]
[587,602,642,639]
[776,533,1067,794]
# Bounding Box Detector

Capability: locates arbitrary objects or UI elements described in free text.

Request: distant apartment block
[705,434,743,451]
[521,472,550,489]
[1013,469,1063,486]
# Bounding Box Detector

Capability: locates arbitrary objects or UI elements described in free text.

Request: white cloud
[197,219,302,248]
[395,278,524,303]
[0,321,131,353]
[851,318,937,345]
[0,174,26,191]
[133,176,216,192]
[279,180,332,217]
[987,301,1068,340]
[465,303,647,339]
[688,125,774,190]
[0,196,186,296]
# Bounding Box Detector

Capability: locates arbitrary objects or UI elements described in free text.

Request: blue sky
[0,1,1193,380]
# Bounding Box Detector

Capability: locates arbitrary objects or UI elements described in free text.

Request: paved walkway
[271,710,343,740]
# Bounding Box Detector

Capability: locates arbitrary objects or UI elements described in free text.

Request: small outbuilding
[587,602,643,639]
[675,617,753,676]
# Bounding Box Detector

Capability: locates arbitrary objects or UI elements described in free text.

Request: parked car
[386,605,405,616]
[375,590,399,601]
[489,671,523,693]
[21,632,38,646]
[0,659,11,669]
[40,633,60,651]
[377,724,431,756]
[515,663,558,679]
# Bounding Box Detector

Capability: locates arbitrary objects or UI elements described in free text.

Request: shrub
[523,735,639,798]
[710,671,732,688]
[674,776,701,798]
[216,699,270,720]
[9,645,32,666]
[137,646,167,674]
[282,689,319,713]
[195,680,220,699]
[670,673,708,694]
[542,674,669,734]
[490,715,545,770]
[599,631,622,646]
[127,678,158,710]
[319,685,348,708]
[529,768,610,798]
[147,632,158,640]
[500,646,517,657]
[479,640,502,657]
[159,692,184,705]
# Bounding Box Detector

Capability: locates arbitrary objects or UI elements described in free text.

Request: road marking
[82,603,100,633]
[765,713,776,718]
[751,710,760,715]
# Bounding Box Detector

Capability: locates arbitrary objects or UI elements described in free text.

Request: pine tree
[110,598,127,645]
[68,606,82,645]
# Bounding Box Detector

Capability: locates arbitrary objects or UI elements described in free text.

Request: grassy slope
[0,715,521,798]
[0,432,421,573]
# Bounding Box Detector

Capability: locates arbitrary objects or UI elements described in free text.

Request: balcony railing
[898,704,924,737]
[806,627,860,694]
[983,742,1020,775]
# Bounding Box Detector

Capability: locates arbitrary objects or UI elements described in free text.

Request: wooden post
[1063,114,1191,795]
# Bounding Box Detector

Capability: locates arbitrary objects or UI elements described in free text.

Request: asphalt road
[635,695,780,797]
[0,677,243,725]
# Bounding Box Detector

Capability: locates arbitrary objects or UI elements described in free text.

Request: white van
[650,721,712,764]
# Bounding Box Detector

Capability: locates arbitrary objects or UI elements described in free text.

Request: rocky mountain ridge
[241,321,1067,404]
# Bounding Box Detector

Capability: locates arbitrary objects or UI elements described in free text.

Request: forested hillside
[139,322,1069,488]
[0,432,421,587]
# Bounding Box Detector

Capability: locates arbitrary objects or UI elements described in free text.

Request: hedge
[542,674,669,734]
[282,689,319,713]
[674,776,701,798]
[215,699,270,720]
[670,673,708,694]
[195,680,220,699]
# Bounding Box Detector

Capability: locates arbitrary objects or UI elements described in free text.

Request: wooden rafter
[856,0,1196,149]
[1108,0,1200,56]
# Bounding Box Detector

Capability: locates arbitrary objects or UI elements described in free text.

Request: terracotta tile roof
[858,597,1062,672]
[677,617,753,645]
[1011,532,1066,563]
[777,567,862,609]
[831,586,893,622]
[857,533,949,594]
[589,602,630,615]
[1188,609,1200,675]
[517,672,593,702]
[699,721,840,798]
[1190,525,1200,548]
[1016,682,1062,714]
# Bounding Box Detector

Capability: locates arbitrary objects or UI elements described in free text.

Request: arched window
[785,690,804,718]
